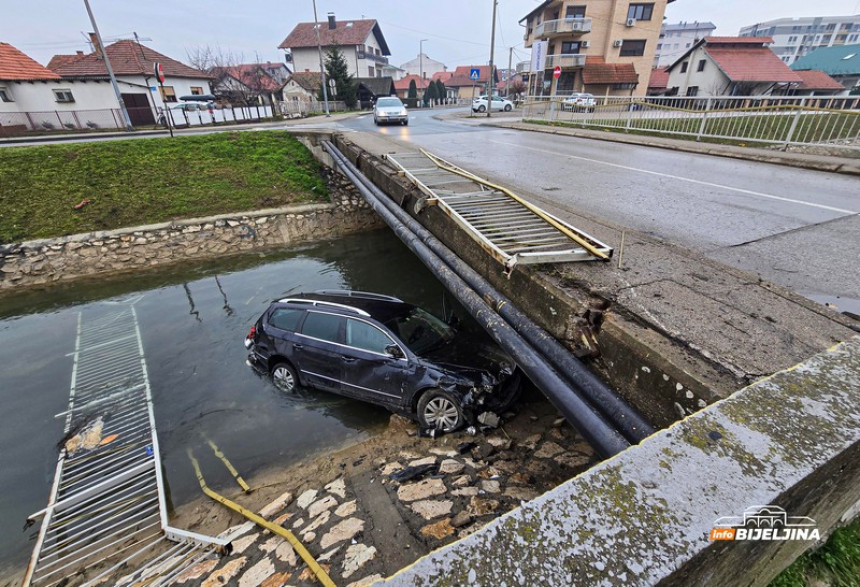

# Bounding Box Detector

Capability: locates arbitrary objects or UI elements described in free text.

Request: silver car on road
[373,96,408,126]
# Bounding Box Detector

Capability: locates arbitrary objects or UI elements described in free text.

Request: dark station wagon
[245,291,521,431]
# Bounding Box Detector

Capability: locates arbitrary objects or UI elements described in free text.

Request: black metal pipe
[324,141,630,458]
[324,142,654,443]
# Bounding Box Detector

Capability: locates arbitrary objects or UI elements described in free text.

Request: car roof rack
[312,289,404,303]
[277,298,371,317]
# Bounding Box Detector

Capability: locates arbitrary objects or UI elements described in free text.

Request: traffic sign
[154,62,165,84]
[553,66,561,79]
[469,68,481,81]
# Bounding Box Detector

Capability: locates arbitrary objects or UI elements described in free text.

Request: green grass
[771,516,860,587]
[0,131,329,243]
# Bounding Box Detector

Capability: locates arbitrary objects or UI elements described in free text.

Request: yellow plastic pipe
[187,451,336,587]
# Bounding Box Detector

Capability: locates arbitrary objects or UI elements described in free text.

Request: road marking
[489,139,856,215]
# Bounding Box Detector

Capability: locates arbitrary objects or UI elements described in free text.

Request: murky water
[0,229,469,575]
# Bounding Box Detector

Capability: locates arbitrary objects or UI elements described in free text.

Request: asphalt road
[335,107,860,312]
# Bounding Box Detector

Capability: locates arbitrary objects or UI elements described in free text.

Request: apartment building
[655,21,716,67]
[520,0,675,97]
[740,15,860,66]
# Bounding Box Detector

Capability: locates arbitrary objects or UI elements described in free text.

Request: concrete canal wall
[0,171,383,291]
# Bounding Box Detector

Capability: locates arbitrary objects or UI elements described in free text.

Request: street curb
[486,121,860,177]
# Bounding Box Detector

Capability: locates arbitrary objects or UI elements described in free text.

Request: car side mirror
[385,344,405,359]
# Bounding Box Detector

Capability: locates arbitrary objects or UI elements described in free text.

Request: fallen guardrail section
[23,300,229,587]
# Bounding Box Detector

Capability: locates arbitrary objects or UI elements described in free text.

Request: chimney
[89,33,102,58]
[76,51,84,56]
[328,13,336,30]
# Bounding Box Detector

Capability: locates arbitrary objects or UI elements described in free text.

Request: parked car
[472,95,514,113]
[561,93,596,112]
[244,290,521,431]
[373,96,408,126]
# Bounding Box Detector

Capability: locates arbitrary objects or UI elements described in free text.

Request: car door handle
[293,343,303,351]
[341,356,356,363]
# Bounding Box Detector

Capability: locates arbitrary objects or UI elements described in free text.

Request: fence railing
[0,104,278,137]
[521,95,860,149]
[279,100,349,117]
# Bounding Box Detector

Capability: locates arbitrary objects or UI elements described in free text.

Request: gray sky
[5,0,860,71]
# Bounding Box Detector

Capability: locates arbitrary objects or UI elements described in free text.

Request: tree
[424,82,438,106]
[508,79,526,101]
[435,79,447,104]
[408,79,418,100]
[321,46,357,108]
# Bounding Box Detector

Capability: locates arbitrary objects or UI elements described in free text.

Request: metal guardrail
[521,95,860,149]
[24,300,225,587]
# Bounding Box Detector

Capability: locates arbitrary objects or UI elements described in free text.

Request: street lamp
[312,0,330,117]
[419,39,428,81]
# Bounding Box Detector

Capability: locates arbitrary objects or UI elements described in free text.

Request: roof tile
[706,46,801,83]
[50,40,211,79]
[0,42,60,81]
[583,61,638,85]
[278,20,390,55]
[793,69,845,90]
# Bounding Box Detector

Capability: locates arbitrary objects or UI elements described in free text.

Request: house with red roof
[664,37,803,96]
[278,14,391,79]
[48,38,212,126]
[211,64,287,105]
[393,74,432,101]
[444,65,499,100]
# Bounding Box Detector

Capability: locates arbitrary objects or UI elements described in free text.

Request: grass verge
[0,131,329,243]
[770,516,860,587]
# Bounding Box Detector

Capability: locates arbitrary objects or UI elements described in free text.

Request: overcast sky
[5,0,860,71]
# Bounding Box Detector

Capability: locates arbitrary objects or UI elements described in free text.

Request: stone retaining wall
[0,189,383,291]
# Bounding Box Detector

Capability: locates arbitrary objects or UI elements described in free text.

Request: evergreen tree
[408,79,418,100]
[320,46,357,108]
[424,82,438,106]
[435,79,447,104]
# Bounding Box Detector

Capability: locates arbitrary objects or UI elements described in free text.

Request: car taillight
[247,325,256,339]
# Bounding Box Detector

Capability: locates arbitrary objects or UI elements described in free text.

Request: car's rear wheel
[418,390,464,431]
[271,362,298,393]
[504,104,512,112]
[477,105,486,113]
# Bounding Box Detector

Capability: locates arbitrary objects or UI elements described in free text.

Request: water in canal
[0,228,469,577]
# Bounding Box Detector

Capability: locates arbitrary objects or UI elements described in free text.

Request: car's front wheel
[477,105,486,113]
[271,362,298,393]
[504,104,512,112]
[418,389,464,431]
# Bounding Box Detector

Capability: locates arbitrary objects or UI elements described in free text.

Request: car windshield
[384,307,454,354]
[377,98,402,108]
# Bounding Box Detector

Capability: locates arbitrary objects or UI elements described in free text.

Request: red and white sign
[154,62,165,84]
[553,66,561,79]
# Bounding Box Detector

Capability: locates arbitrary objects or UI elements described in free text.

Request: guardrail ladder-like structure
[385,149,612,273]
[24,301,226,587]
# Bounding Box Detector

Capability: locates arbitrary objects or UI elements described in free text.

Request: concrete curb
[487,120,860,176]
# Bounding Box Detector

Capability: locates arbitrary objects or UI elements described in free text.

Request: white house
[399,53,447,80]
[48,39,213,127]
[278,15,391,78]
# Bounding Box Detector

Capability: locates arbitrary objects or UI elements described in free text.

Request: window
[627,3,654,21]
[697,59,706,72]
[269,309,304,332]
[566,5,586,18]
[346,319,395,355]
[369,67,374,76]
[686,86,699,96]
[53,89,75,103]
[620,39,646,56]
[680,61,688,73]
[159,85,177,102]
[0,87,12,102]
[190,86,203,95]
[561,41,582,54]
[301,312,343,343]
[357,44,366,59]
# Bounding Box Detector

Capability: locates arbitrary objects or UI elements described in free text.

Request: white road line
[489,139,856,215]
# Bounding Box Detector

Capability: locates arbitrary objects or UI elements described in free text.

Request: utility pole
[507,46,513,97]
[312,0,330,117]
[82,0,134,131]
[486,0,498,117]
[419,39,427,81]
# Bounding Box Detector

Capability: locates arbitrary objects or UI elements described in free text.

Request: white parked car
[471,95,514,113]
[562,93,596,112]
[373,96,408,126]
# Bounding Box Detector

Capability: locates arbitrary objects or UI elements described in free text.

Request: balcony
[516,61,531,74]
[545,53,586,69]
[534,17,592,38]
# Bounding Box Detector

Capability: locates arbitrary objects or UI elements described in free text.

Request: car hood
[419,335,514,384]
[377,106,405,114]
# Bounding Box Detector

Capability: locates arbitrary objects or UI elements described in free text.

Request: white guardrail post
[783,97,807,148]
[696,98,712,141]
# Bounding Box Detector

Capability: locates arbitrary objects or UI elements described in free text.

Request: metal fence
[279,100,349,117]
[521,95,860,149]
[0,104,277,137]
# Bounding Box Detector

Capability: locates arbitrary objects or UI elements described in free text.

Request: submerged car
[244,290,520,431]
[373,96,408,126]
[562,92,596,112]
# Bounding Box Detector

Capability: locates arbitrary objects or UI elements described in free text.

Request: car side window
[346,319,396,355]
[300,312,344,343]
[269,308,304,332]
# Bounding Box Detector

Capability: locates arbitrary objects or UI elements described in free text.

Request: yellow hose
[187,451,336,587]
[204,437,251,493]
